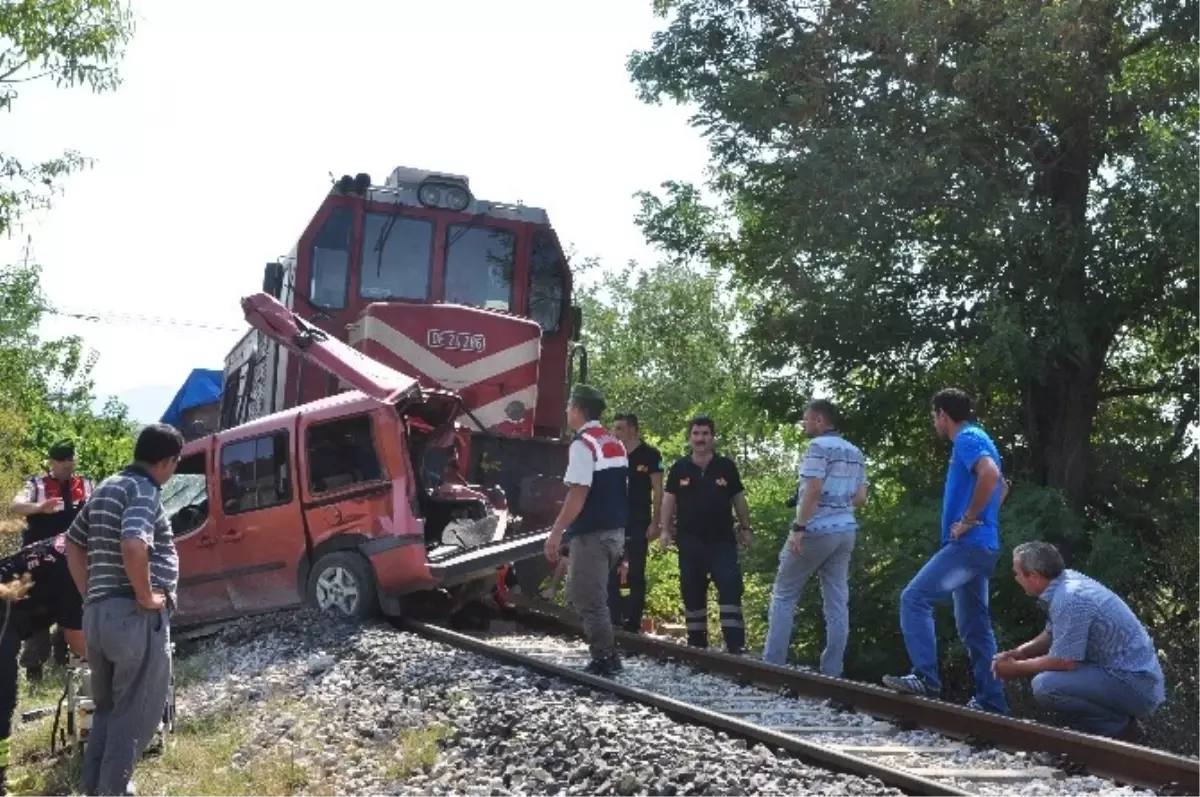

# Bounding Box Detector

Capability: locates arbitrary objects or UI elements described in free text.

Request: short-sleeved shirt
[19,474,94,546]
[563,421,629,539]
[1040,570,1165,706]
[664,455,745,543]
[797,432,867,535]
[66,465,179,605]
[941,424,1003,550]
[0,534,83,640]
[625,442,663,523]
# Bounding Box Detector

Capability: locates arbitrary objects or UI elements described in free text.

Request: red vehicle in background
[220,166,588,539]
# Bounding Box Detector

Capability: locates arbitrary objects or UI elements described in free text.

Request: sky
[2,0,710,423]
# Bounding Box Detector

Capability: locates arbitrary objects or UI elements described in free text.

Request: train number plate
[427,329,486,353]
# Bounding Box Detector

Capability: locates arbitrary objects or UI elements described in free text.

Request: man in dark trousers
[8,441,93,681]
[609,413,663,633]
[0,533,87,796]
[659,416,753,653]
[544,385,629,676]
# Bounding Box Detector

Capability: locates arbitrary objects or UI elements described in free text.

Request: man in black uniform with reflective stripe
[659,416,753,653]
[0,534,86,795]
[609,413,663,633]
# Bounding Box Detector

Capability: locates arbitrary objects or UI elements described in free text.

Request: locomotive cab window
[529,229,566,332]
[162,452,208,536]
[360,213,433,301]
[444,225,515,311]
[309,206,353,309]
[220,433,292,514]
[306,414,384,494]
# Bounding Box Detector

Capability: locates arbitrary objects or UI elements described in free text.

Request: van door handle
[223,529,244,543]
[198,535,216,548]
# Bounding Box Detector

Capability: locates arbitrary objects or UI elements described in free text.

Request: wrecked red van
[162,293,555,626]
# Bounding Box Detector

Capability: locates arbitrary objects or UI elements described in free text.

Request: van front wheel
[306,552,378,620]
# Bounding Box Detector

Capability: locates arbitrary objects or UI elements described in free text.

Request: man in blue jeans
[883,389,1010,713]
[995,541,1163,742]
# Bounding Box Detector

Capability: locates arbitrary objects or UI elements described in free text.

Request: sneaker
[1114,717,1146,745]
[882,673,935,696]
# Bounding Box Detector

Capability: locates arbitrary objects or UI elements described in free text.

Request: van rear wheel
[307,552,378,620]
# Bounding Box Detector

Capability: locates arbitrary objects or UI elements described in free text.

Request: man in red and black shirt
[0,534,86,795]
[8,441,92,680]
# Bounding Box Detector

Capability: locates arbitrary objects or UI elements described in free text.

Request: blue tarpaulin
[160,369,223,428]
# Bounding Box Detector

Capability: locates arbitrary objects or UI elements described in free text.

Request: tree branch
[1121,27,1163,60]
[1098,381,1178,400]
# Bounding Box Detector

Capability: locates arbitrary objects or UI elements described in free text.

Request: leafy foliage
[617,0,1197,751]
[0,0,134,238]
[0,260,136,547]
[0,0,136,547]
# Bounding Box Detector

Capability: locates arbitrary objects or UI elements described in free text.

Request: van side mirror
[570,305,583,342]
[263,262,285,298]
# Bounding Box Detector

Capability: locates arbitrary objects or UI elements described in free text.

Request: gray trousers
[763,532,856,676]
[566,529,624,660]
[82,598,172,796]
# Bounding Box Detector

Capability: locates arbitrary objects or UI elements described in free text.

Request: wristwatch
[791,522,806,534]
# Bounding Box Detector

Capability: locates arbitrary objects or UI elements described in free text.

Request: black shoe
[608,652,624,673]
[583,657,615,677]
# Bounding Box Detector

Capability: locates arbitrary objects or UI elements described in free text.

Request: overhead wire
[44,307,245,334]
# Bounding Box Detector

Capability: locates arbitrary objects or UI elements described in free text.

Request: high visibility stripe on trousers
[719,603,746,652]
[684,608,708,648]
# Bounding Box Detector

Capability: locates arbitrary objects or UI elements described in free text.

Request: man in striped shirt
[65,423,183,797]
[764,400,868,676]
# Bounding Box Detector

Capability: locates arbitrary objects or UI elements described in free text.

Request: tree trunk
[1025,358,1102,512]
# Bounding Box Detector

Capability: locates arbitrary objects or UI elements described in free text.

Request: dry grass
[8,689,330,796]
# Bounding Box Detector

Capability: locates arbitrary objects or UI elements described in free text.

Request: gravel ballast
[175,610,902,795]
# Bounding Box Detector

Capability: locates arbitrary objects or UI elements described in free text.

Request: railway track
[402,598,1199,797]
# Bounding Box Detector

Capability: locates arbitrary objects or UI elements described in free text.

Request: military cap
[48,440,76,461]
[570,384,606,404]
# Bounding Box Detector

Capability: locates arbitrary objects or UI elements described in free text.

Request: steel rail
[402,618,971,796]
[510,597,1200,795]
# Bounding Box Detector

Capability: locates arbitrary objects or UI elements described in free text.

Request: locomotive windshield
[444,224,515,311]
[361,212,433,301]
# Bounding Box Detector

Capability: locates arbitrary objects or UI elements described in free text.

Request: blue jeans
[899,542,1008,713]
[764,532,855,676]
[1033,666,1161,737]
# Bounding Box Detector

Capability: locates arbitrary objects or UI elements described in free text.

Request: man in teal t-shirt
[882,389,1010,714]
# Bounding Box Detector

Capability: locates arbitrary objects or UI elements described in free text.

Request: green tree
[626,0,1197,750]
[0,0,134,238]
[629,0,1197,511]
[0,0,137,544]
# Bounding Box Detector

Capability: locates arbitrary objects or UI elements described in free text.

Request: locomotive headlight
[418,181,472,212]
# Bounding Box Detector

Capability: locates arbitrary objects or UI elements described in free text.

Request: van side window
[306,415,384,494]
[220,433,292,514]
